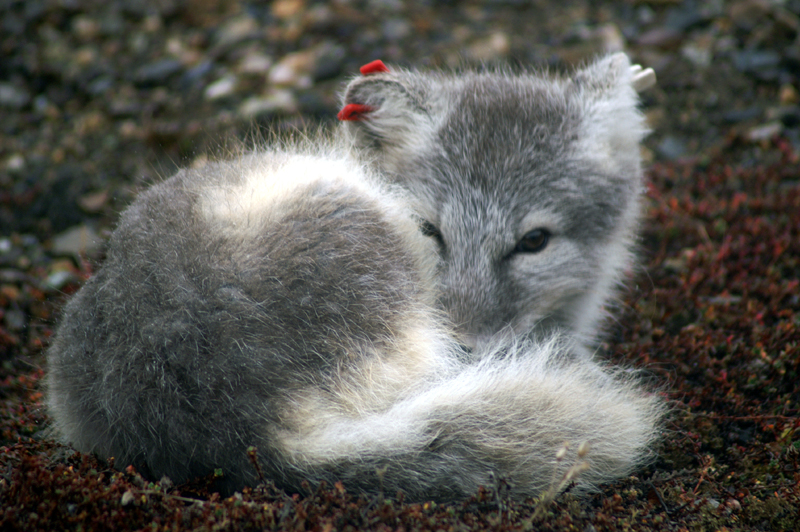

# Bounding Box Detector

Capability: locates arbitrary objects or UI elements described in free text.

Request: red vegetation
[1,138,798,530]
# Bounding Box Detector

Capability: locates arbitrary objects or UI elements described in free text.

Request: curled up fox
[46,53,664,501]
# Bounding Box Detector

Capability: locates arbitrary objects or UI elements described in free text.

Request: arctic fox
[46,53,662,501]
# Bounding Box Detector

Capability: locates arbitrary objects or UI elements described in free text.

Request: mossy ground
[2,137,798,531]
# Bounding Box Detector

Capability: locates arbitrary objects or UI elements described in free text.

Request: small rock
[702,497,721,509]
[71,15,100,41]
[272,0,305,19]
[5,154,25,172]
[769,106,800,127]
[78,191,109,213]
[656,136,688,160]
[681,34,714,68]
[134,59,183,86]
[311,43,345,82]
[142,14,163,33]
[269,44,338,88]
[214,15,260,50]
[303,4,336,30]
[88,76,114,95]
[725,498,742,511]
[0,83,30,108]
[204,75,238,100]
[270,51,313,87]
[779,84,799,105]
[637,27,683,49]
[181,60,214,88]
[4,309,25,332]
[664,2,711,32]
[45,270,80,291]
[723,106,762,123]
[238,51,273,74]
[121,490,135,507]
[239,90,298,119]
[382,18,411,41]
[636,5,656,25]
[746,121,782,142]
[368,0,404,13]
[466,32,511,62]
[663,255,688,273]
[732,49,781,79]
[729,0,771,31]
[51,225,103,257]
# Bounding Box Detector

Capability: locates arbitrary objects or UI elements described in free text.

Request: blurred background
[0,0,797,355]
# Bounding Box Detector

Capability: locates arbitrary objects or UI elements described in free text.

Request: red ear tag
[360,60,389,75]
[337,103,374,121]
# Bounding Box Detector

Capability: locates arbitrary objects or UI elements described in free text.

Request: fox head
[340,54,655,353]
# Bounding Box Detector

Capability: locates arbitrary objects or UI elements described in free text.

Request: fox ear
[572,52,656,95]
[570,53,654,174]
[339,61,430,151]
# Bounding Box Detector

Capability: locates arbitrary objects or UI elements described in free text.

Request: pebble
[311,43,346,82]
[71,15,100,41]
[0,83,31,109]
[746,121,783,142]
[664,3,712,32]
[269,51,315,88]
[181,60,215,88]
[239,90,298,119]
[656,136,688,160]
[382,18,412,41]
[134,58,183,86]
[369,0,405,13]
[4,309,26,331]
[51,225,103,257]
[636,27,683,49]
[204,75,238,100]
[268,43,343,88]
[732,49,781,77]
[5,154,25,172]
[681,34,714,68]
[45,269,80,291]
[272,0,305,19]
[466,32,511,62]
[88,77,114,95]
[723,106,763,124]
[729,0,772,31]
[77,191,109,214]
[779,84,799,105]
[303,4,336,30]
[213,15,260,51]
[238,51,274,75]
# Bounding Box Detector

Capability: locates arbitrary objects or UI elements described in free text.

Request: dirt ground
[2,1,799,530]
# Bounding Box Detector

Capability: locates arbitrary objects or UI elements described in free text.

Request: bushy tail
[274,337,664,501]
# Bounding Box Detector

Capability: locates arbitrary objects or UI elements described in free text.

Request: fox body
[46,54,662,500]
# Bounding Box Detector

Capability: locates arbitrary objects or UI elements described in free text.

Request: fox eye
[419,220,444,246]
[515,229,550,253]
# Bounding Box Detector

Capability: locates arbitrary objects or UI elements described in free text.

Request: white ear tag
[630,64,657,92]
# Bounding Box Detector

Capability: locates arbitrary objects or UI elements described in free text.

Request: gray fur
[46,55,663,501]
[342,53,650,354]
